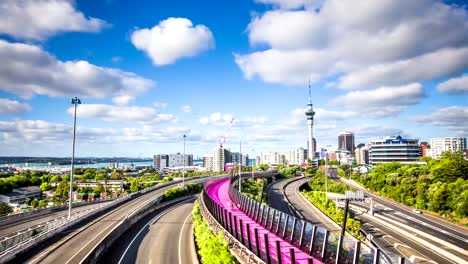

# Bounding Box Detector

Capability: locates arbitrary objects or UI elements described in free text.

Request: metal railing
[228,176,406,264]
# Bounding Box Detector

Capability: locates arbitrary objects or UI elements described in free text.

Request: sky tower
[305,81,315,160]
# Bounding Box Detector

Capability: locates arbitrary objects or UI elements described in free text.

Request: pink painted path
[206,178,323,264]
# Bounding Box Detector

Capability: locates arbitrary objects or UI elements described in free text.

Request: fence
[201,174,406,264]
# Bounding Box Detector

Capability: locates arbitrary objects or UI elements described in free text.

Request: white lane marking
[117,203,184,264]
[65,217,119,264]
[179,210,192,264]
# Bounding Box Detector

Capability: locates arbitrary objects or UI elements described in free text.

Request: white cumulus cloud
[412,106,468,135]
[237,0,468,87]
[112,95,134,106]
[67,104,176,123]
[131,17,215,66]
[0,98,31,114]
[437,74,468,94]
[332,83,426,117]
[0,0,108,41]
[181,105,192,113]
[0,40,154,99]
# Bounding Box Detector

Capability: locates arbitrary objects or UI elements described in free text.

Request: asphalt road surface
[101,197,198,264]
[12,177,210,264]
[0,201,112,237]
[281,177,340,231]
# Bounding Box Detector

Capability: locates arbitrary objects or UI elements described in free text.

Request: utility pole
[68,97,81,221]
[239,140,242,193]
[251,148,255,179]
[183,134,186,187]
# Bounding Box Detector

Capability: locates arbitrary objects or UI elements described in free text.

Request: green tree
[55,181,70,197]
[40,182,51,191]
[111,171,123,180]
[0,202,12,215]
[130,181,139,193]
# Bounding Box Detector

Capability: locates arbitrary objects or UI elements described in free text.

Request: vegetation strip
[192,201,237,264]
[302,170,364,240]
[352,152,467,225]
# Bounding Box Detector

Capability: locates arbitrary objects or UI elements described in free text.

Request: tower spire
[308,77,311,103]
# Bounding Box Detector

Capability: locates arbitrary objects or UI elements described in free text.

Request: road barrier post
[336,235,343,264]
[282,215,290,239]
[321,230,329,261]
[254,228,261,257]
[247,224,252,251]
[259,206,265,224]
[265,207,271,226]
[373,248,380,264]
[353,241,361,264]
[290,218,297,243]
[275,240,282,264]
[290,248,296,264]
[233,215,238,240]
[299,221,306,249]
[269,210,276,230]
[276,212,283,234]
[264,233,271,264]
[240,219,245,244]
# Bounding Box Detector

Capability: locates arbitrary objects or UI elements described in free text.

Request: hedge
[192,201,237,264]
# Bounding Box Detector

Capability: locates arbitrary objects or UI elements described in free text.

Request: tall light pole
[251,148,255,179]
[68,97,81,220]
[238,140,242,193]
[183,134,186,187]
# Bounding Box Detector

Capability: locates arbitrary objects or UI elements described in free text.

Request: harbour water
[1,161,153,169]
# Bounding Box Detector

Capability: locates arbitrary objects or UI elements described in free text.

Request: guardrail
[200,178,264,264]
[232,175,408,264]
[0,194,131,264]
[0,175,220,263]
[0,198,113,225]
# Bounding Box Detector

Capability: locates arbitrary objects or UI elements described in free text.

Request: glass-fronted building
[369,136,421,165]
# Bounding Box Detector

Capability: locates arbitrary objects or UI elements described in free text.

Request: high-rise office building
[338,131,355,156]
[285,147,308,165]
[230,152,249,166]
[355,144,369,165]
[260,152,285,165]
[203,156,213,171]
[213,146,230,172]
[369,136,421,165]
[153,153,193,172]
[430,137,466,159]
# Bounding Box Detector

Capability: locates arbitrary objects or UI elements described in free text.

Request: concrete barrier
[0,198,114,227]
[0,196,130,264]
[81,195,197,264]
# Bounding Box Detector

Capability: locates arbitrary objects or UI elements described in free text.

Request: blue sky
[0,0,467,158]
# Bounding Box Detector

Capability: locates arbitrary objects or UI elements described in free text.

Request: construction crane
[218,117,235,148]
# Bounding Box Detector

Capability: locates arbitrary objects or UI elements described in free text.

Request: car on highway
[412,209,422,214]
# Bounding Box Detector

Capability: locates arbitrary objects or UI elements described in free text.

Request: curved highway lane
[0,201,113,237]
[101,197,198,264]
[10,177,211,264]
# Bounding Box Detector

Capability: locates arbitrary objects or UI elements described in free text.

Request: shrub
[192,201,237,264]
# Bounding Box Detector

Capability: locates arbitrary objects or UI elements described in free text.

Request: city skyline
[0,0,467,157]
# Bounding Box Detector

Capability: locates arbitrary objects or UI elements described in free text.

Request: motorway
[268,177,340,231]
[337,178,468,263]
[11,177,210,264]
[100,197,198,264]
[277,176,468,263]
[0,201,112,237]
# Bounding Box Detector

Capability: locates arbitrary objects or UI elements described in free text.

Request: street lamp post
[183,134,186,187]
[251,148,255,179]
[68,97,81,221]
[238,140,242,193]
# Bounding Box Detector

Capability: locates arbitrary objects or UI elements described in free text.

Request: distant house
[72,192,99,202]
[76,180,124,191]
[0,186,42,204]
